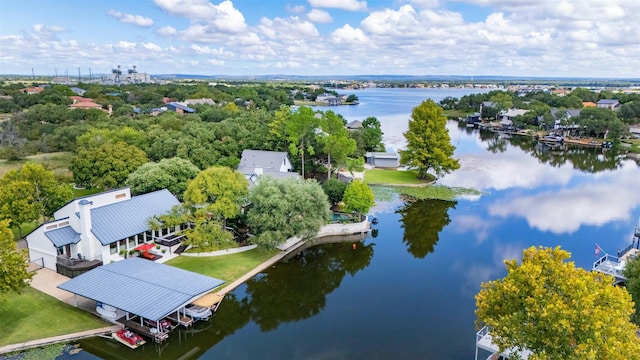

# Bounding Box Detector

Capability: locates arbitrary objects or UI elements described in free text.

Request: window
[57,247,64,256]
[115,193,126,199]
[145,230,153,242]
[128,237,135,249]
[118,239,126,250]
[110,242,117,255]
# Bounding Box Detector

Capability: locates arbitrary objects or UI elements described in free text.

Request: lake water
[66,88,640,359]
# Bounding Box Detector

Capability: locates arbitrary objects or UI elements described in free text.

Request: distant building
[582,101,597,107]
[597,99,620,111]
[365,152,400,168]
[70,87,86,96]
[346,120,363,130]
[183,98,216,106]
[499,109,528,126]
[166,102,196,114]
[20,86,44,95]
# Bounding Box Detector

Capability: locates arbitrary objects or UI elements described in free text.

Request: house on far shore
[582,101,597,108]
[346,120,363,130]
[26,188,184,278]
[499,109,528,127]
[237,149,299,186]
[597,99,620,111]
[365,152,399,168]
[183,98,216,106]
[166,102,196,114]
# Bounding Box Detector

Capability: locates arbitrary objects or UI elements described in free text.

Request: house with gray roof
[346,120,363,130]
[27,188,182,277]
[597,99,620,111]
[365,152,400,168]
[166,102,196,114]
[499,109,528,126]
[237,149,298,186]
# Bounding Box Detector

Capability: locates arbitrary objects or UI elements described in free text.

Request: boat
[540,134,564,143]
[184,304,212,320]
[112,329,146,349]
[96,303,117,319]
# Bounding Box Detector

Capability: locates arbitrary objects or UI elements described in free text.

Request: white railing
[592,254,626,279]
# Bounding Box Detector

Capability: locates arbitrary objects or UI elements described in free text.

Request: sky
[0,0,639,78]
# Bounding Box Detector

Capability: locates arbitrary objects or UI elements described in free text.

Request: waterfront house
[237,149,299,186]
[499,109,528,127]
[346,120,363,130]
[365,152,400,168]
[26,188,184,277]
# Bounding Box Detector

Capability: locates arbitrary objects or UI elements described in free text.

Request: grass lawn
[0,152,74,178]
[166,248,278,288]
[0,287,108,347]
[364,169,434,185]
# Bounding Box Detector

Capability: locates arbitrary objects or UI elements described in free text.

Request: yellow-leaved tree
[476,246,640,360]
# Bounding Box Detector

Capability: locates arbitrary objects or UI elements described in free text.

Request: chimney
[78,200,95,258]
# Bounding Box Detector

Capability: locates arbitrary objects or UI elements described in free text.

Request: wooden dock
[166,313,193,328]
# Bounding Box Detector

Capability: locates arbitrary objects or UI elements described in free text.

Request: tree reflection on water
[396,198,457,259]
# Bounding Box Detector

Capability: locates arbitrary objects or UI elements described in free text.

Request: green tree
[321,178,347,206]
[400,100,460,179]
[319,110,356,179]
[76,127,147,151]
[0,219,33,295]
[71,142,148,188]
[271,106,320,178]
[183,217,235,252]
[361,116,385,152]
[126,157,200,200]
[247,177,330,249]
[0,163,72,237]
[183,166,248,221]
[341,180,375,215]
[623,255,640,326]
[476,246,640,360]
[489,92,514,114]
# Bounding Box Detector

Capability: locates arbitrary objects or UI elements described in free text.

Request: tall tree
[247,177,330,249]
[341,180,375,215]
[400,100,460,179]
[183,166,248,221]
[0,163,72,237]
[0,219,33,295]
[71,142,148,189]
[476,246,640,359]
[361,116,385,152]
[319,110,356,179]
[321,178,347,206]
[126,157,200,200]
[271,106,320,178]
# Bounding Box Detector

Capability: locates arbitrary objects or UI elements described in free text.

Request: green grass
[398,185,482,201]
[364,169,434,185]
[0,287,108,346]
[166,248,278,287]
[442,109,468,119]
[0,152,74,178]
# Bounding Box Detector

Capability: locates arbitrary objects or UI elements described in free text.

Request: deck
[475,326,531,360]
[165,313,193,328]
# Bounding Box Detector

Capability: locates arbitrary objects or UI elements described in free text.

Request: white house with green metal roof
[27,188,184,277]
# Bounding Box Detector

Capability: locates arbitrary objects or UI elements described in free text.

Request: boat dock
[117,317,168,343]
[592,217,640,284]
[165,313,193,328]
[475,326,532,360]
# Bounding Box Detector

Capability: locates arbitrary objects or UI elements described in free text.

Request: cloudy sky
[1,0,639,77]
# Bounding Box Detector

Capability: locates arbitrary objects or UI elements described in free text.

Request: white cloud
[157,26,178,36]
[143,42,162,51]
[308,0,367,11]
[286,4,306,13]
[258,16,320,41]
[331,24,368,45]
[106,10,154,27]
[208,58,224,66]
[487,162,640,234]
[307,9,333,23]
[154,0,246,33]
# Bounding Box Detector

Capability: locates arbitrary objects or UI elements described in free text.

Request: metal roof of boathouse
[58,258,224,321]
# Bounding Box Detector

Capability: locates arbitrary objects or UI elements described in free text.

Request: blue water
[69,88,640,360]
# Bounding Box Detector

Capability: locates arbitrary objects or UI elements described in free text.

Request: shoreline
[0,218,371,355]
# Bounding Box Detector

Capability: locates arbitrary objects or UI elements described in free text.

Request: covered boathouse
[58,257,224,342]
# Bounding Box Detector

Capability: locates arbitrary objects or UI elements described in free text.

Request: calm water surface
[68,88,640,359]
